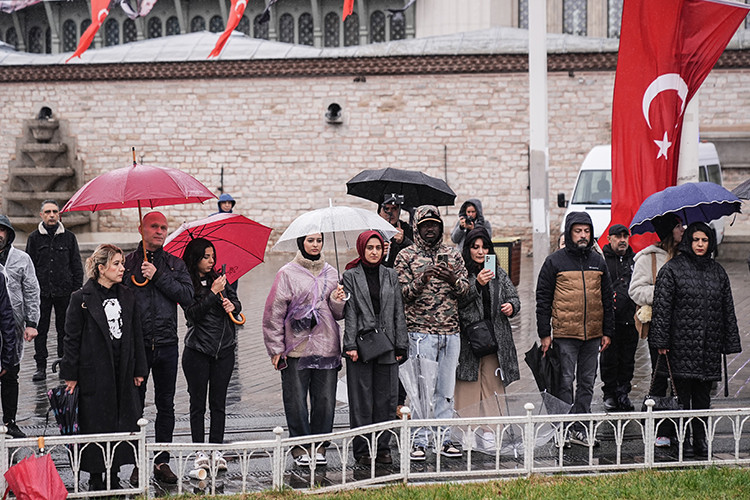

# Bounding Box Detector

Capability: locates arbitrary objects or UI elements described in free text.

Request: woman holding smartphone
[342,231,408,465]
[455,228,520,449]
[262,233,346,467]
[181,238,242,471]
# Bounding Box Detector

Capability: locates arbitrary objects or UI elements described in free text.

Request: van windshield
[571,170,612,205]
[699,164,722,185]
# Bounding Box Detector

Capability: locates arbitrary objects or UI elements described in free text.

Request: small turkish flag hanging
[66,0,115,63]
[343,0,354,20]
[208,0,249,58]
[608,0,748,251]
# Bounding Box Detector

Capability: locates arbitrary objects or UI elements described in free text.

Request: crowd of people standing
[0,192,742,490]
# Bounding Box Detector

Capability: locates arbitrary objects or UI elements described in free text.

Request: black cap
[417,207,442,225]
[608,224,630,236]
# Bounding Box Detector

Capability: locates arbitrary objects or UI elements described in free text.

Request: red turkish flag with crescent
[343,0,354,20]
[65,0,114,63]
[209,0,249,58]
[608,0,748,251]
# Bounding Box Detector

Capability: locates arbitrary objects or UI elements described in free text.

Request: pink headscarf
[344,231,384,270]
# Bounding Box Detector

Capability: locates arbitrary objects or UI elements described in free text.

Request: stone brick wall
[2,67,749,247]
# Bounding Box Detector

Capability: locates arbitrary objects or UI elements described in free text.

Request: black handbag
[465,319,498,357]
[641,353,682,412]
[356,328,392,363]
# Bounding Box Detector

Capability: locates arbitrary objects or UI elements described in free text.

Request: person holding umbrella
[180,238,242,471]
[649,222,741,458]
[342,230,408,465]
[377,194,413,268]
[262,233,346,467]
[60,244,147,491]
[628,213,684,449]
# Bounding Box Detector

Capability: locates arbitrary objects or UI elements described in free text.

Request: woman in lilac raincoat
[262,233,346,467]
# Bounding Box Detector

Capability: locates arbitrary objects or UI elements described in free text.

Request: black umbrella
[524,342,562,397]
[732,178,750,200]
[346,167,456,207]
[47,384,79,436]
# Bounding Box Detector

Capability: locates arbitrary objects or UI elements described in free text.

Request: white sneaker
[569,430,600,447]
[313,452,327,466]
[194,451,209,470]
[294,453,310,467]
[212,450,228,471]
[655,436,671,448]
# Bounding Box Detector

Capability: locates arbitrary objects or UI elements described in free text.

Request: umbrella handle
[219,291,245,325]
[132,205,150,287]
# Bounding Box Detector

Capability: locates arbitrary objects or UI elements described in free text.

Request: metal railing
[2,400,750,497]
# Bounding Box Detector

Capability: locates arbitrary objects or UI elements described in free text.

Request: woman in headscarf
[455,228,520,451]
[649,221,741,459]
[61,244,147,491]
[341,231,408,466]
[628,213,684,449]
[181,238,242,471]
[262,233,346,467]
[450,198,492,251]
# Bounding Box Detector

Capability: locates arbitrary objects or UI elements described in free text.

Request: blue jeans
[555,337,600,416]
[408,332,460,448]
[139,344,179,464]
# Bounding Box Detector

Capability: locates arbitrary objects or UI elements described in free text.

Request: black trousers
[346,358,398,459]
[600,322,639,398]
[34,294,71,368]
[673,378,712,443]
[139,344,178,464]
[182,346,235,444]
[0,364,20,423]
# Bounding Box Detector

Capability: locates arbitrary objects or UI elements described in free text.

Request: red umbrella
[164,213,272,325]
[4,453,68,500]
[61,148,216,286]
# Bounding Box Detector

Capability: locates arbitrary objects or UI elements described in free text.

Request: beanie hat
[652,213,680,241]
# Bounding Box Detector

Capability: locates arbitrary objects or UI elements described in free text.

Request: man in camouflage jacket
[395,205,470,460]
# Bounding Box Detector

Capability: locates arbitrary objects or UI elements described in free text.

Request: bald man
[124,211,193,484]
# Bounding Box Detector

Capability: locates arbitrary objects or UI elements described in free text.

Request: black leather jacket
[25,223,84,297]
[183,274,242,357]
[124,247,193,347]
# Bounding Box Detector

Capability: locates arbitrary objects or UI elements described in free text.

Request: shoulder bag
[356,328,392,363]
[634,253,657,339]
[465,279,500,358]
[641,353,681,412]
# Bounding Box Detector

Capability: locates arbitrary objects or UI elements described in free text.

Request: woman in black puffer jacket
[181,238,242,470]
[649,222,741,458]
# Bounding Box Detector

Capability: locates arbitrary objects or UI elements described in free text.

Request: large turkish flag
[209,0,249,58]
[609,0,748,251]
[66,0,114,63]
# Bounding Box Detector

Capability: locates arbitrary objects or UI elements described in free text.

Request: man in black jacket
[25,200,83,382]
[124,211,193,484]
[601,224,638,412]
[378,194,413,268]
[536,211,614,447]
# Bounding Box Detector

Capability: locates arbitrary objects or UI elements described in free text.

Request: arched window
[209,15,224,33]
[166,16,180,36]
[80,19,91,38]
[5,27,17,48]
[29,26,43,53]
[191,16,205,32]
[298,13,313,46]
[45,27,51,53]
[147,17,163,38]
[62,20,77,51]
[253,14,269,40]
[104,18,119,46]
[237,16,250,35]
[563,0,587,36]
[370,11,385,43]
[278,13,294,43]
[390,13,405,40]
[343,12,358,46]
[607,0,623,38]
[324,12,339,47]
[518,0,529,29]
[123,18,137,43]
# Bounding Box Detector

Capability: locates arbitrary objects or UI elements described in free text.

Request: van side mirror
[557,193,568,208]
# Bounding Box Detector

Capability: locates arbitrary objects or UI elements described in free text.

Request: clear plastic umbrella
[398,336,439,420]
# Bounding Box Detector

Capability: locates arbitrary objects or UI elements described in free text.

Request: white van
[557,143,724,242]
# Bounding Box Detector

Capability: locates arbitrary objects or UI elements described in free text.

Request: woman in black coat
[342,230,408,466]
[181,238,242,471]
[649,221,741,458]
[61,244,147,491]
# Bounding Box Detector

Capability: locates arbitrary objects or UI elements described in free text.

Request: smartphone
[437,253,450,267]
[276,357,288,371]
[484,254,496,275]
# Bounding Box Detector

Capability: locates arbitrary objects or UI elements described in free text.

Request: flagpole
[677,91,700,186]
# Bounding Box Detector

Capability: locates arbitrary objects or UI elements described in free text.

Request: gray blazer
[342,264,408,364]
[457,266,520,385]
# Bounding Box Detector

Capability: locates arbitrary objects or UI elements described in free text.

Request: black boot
[692,419,708,458]
[88,473,105,491]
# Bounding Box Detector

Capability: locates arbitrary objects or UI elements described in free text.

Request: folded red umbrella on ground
[4,454,67,500]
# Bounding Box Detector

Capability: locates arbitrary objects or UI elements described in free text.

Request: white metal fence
[2,400,750,497]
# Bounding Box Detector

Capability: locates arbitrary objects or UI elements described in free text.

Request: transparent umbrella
[398,336,439,421]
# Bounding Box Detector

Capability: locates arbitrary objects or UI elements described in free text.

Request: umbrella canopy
[47,384,78,436]
[629,182,741,235]
[163,213,272,285]
[61,162,216,213]
[4,454,68,500]
[346,167,456,207]
[273,205,399,253]
[399,354,439,420]
[731,178,750,200]
[524,342,562,397]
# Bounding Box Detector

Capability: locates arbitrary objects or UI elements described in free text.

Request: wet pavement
[11,247,750,492]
